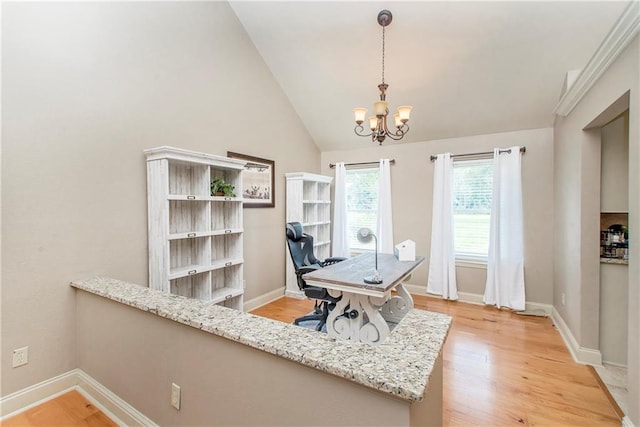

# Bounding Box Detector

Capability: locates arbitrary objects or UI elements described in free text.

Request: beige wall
[76,291,441,426]
[599,114,629,365]
[553,36,639,425]
[601,113,629,212]
[600,264,628,365]
[321,128,554,304]
[1,2,319,396]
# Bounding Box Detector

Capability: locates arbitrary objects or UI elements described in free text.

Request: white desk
[303,253,424,345]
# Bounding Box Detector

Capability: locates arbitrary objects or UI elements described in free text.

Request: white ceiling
[231,1,630,152]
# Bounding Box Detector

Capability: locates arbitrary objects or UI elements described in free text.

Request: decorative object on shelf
[210,177,235,197]
[356,228,382,284]
[227,152,275,208]
[353,10,412,146]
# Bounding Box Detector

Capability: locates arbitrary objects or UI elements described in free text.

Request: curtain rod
[329,159,395,169]
[430,146,526,162]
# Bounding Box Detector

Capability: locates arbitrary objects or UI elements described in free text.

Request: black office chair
[286,222,345,331]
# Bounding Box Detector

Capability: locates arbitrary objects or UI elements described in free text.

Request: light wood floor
[2,390,116,427]
[252,295,622,426]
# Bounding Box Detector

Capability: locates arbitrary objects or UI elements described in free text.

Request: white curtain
[483,146,525,311]
[332,162,350,258]
[427,153,458,300]
[377,159,394,254]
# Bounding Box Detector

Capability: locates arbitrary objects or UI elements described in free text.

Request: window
[345,167,379,251]
[452,159,493,262]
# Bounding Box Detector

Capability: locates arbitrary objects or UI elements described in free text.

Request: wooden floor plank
[2,390,117,427]
[252,295,621,426]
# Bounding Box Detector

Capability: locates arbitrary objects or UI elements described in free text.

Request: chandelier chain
[381,24,385,84]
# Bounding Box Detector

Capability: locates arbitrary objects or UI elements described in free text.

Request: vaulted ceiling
[231,1,629,152]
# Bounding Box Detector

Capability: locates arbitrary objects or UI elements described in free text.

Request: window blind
[452,159,493,260]
[345,168,379,251]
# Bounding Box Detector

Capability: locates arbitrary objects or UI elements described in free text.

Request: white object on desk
[394,240,416,261]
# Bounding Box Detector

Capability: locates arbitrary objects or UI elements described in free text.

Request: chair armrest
[297,265,321,276]
[321,257,347,267]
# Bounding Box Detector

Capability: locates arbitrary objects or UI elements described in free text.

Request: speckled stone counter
[71,276,451,403]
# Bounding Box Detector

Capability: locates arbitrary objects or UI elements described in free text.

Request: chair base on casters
[294,301,335,332]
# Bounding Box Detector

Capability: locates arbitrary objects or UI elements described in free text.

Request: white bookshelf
[145,146,246,310]
[285,172,333,298]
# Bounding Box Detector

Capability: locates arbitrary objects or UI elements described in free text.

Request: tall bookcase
[145,146,247,310]
[285,172,332,298]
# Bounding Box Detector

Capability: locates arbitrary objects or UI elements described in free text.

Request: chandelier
[353,10,412,145]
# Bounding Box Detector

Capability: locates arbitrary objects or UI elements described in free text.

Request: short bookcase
[145,146,246,310]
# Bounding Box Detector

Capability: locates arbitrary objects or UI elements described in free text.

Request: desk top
[303,253,424,293]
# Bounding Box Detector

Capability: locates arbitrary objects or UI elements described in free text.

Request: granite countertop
[600,257,629,265]
[71,277,451,403]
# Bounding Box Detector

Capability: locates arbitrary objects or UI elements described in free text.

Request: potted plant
[211,177,235,197]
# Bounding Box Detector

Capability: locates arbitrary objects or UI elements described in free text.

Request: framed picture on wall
[227,152,275,208]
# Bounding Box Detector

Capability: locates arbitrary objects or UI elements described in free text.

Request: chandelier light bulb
[368,116,378,131]
[374,101,388,117]
[353,108,368,125]
[398,106,413,123]
[393,113,402,128]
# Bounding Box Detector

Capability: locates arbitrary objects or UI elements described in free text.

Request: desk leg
[380,283,414,323]
[326,292,391,345]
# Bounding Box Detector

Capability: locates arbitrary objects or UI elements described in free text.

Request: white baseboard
[404,284,553,315]
[284,289,305,299]
[0,369,156,426]
[601,360,628,369]
[623,416,636,427]
[551,307,603,366]
[243,286,285,312]
[76,370,157,426]
[0,370,78,419]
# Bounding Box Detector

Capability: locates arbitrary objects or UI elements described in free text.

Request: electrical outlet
[171,383,181,410]
[561,293,566,306]
[13,347,29,368]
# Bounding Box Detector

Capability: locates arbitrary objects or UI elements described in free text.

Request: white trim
[601,360,628,369]
[0,370,78,419]
[622,416,636,427]
[243,286,286,311]
[551,307,603,366]
[76,370,157,427]
[455,259,487,270]
[284,289,305,299]
[0,369,156,426]
[404,285,552,315]
[457,291,486,306]
[554,1,640,116]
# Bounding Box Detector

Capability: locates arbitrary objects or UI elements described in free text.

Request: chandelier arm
[384,132,404,141]
[354,125,373,137]
[385,125,410,140]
